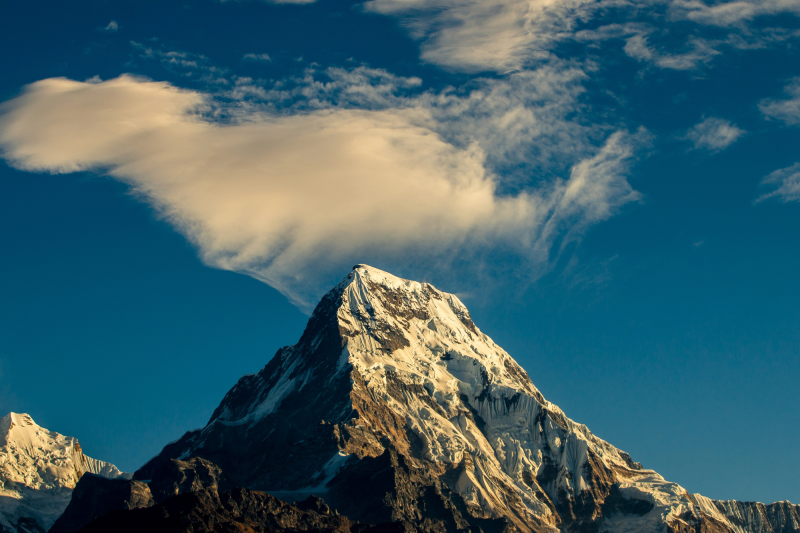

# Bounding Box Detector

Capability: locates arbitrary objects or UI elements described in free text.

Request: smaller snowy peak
[0,412,129,490]
[2,412,82,490]
[1,412,131,532]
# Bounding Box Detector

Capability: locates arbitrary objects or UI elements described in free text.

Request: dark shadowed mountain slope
[48,475,153,533]
[76,488,405,533]
[50,457,228,533]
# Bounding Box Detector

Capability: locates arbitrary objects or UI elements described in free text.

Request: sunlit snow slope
[138,265,799,533]
[0,413,130,533]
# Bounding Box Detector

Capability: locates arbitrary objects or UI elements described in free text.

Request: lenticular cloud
[0,75,641,309]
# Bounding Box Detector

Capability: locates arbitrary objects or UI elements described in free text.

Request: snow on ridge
[0,412,131,532]
[330,265,744,532]
[337,267,800,532]
[1,412,130,487]
[350,263,410,286]
[260,264,696,530]
[706,498,800,533]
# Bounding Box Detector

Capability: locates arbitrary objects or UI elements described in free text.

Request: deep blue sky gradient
[1,0,798,505]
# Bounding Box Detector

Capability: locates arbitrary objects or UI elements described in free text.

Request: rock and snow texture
[691,495,800,533]
[138,265,798,533]
[0,412,130,533]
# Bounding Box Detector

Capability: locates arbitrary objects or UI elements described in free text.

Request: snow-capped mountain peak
[138,265,799,533]
[0,412,130,532]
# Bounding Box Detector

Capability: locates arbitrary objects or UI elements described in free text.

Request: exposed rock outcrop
[50,456,230,533]
[48,475,153,533]
[688,496,800,533]
[717,500,800,533]
[75,487,405,533]
[147,457,230,504]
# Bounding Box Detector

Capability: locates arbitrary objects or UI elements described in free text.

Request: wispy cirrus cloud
[760,78,800,125]
[670,0,800,27]
[575,23,724,71]
[623,33,721,70]
[130,41,230,85]
[363,0,598,72]
[0,75,644,309]
[228,66,423,110]
[362,0,800,73]
[686,117,745,151]
[228,63,597,184]
[242,53,272,62]
[756,162,800,203]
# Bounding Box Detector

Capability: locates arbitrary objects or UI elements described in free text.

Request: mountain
[0,413,129,533]
[136,265,799,533]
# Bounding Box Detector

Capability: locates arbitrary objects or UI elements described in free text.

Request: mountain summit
[0,412,129,532]
[137,265,798,533]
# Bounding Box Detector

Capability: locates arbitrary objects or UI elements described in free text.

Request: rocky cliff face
[0,413,129,533]
[48,475,154,533]
[691,496,800,533]
[136,265,798,533]
[76,487,404,533]
[50,457,228,533]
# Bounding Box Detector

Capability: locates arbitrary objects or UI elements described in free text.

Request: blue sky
[1,0,799,505]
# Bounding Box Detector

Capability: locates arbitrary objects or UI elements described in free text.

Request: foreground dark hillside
[76,488,405,533]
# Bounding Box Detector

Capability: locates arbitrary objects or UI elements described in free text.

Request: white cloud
[242,53,272,62]
[363,0,598,72]
[103,20,119,32]
[361,0,800,73]
[686,117,744,151]
[577,22,727,71]
[623,33,721,70]
[228,64,594,186]
[671,0,800,27]
[756,162,800,203]
[0,76,643,309]
[760,78,800,125]
[228,66,422,110]
[424,67,596,184]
